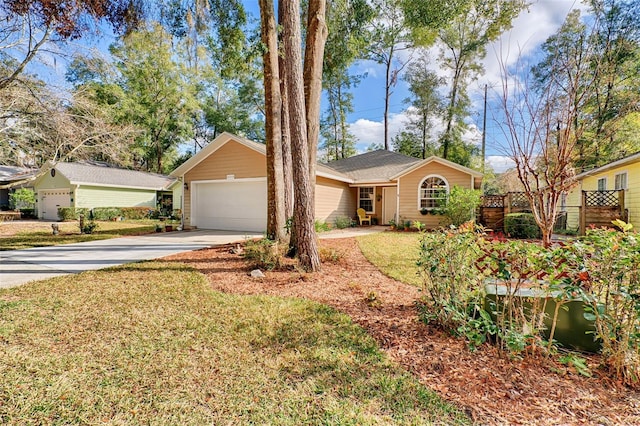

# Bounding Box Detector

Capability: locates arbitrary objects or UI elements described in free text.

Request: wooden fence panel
[479,207,505,231]
[579,190,626,234]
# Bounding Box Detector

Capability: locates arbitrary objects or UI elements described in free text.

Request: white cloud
[350,107,486,153]
[350,111,411,151]
[481,1,590,88]
[486,155,515,173]
[352,60,379,79]
[464,123,482,147]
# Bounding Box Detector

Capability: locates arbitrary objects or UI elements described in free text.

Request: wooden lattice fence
[479,190,627,235]
[478,195,506,231]
[580,190,627,234]
[477,192,532,231]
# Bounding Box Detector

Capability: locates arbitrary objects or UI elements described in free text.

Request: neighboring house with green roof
[170,132,483,232]
[33,162,178,220]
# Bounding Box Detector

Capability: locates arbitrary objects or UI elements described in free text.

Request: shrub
[436,186,481,227]
[315,220,331,232]
[420,221,640,384]
[566,223,640,386]
[19,209,35,218]
[121,207,154,219]
[91,207,123,220]
[9,188,36,210]
[81,221,99,234]
[58,207,90,221]
[417,227,485,335]
[419,226,568,354]
[334,216,352,229]
[504,213,541,239]
[412,220,424,231]
[243,238,284,270]
[319,247,343,264]
[476,239,568,354]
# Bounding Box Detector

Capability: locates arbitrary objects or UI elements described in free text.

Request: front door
[382,186,397,225]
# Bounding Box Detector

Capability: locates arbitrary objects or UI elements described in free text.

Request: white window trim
[358,186,375,214]
[417,174,449,210]
[614,171,628,190]
[597,177,607,191]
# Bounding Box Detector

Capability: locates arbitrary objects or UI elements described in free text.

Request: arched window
[419,176,448,210]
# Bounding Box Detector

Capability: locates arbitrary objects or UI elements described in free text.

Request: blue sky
[28,0,588,172]
[342,1,589,171]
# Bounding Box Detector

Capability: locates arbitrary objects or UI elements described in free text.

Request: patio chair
[357,208,372,226]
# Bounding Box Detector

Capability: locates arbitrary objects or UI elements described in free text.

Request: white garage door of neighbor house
[40,190,70,220]
[192,180,267,232]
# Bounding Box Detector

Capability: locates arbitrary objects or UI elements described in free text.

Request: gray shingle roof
[324,150,420,181]
[53,162,175,190]
[0,165,36,182]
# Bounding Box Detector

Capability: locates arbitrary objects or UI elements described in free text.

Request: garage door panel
[193,180,266,232]
[40,190,70,221]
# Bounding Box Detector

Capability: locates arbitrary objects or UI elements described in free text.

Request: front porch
[353,185,397,225]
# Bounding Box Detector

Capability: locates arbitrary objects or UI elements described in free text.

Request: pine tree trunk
[259,0,287,242]
[278,1,294,221]
[282,0,321,272]
[303,0,327,184]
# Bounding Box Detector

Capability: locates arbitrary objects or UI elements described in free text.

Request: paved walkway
[0,226,385,289]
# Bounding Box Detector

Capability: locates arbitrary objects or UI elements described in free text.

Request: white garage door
[192,179,267,232]
[40,190,70,220]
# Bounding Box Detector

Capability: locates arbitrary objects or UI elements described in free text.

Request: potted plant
[420,207,429,215]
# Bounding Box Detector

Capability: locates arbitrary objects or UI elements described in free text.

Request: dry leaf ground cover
[165,234,640,425]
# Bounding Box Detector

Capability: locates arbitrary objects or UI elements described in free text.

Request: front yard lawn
[0,220,157,251]
[0,262,468,425]
[357,231,422,286]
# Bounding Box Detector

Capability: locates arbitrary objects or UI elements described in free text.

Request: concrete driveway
[0,229,262,289]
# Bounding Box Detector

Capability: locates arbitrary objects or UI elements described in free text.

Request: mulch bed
[165,238,640,425]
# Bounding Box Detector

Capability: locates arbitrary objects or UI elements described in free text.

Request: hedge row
[57,207,155,221]
[58,207,90,221]
[504,212,541,239]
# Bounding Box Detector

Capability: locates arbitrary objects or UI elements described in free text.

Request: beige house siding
[315,176,356,224]
[75,186,156,209]
[183,140,267,226]
[398,162,474,228]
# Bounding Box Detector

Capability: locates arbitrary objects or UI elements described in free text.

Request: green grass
[0,220,157,250]
[357,232,423,287]
[0,263,469,425]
